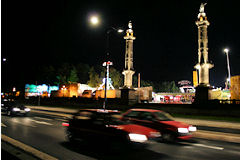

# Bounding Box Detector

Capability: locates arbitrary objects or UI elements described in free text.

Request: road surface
[2,112,240,160]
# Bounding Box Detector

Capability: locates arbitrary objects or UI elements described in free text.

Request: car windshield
[154,112,174,121]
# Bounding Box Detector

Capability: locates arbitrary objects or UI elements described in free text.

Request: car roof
[78,109,119,113]
[129,108,164,113]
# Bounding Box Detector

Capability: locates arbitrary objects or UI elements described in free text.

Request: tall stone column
[194,3,213,87]
[122,21,135,88]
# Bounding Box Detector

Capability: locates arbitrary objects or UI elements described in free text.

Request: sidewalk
[27,105,240,143]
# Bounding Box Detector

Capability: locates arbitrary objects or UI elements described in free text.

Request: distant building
[231,75,240,102]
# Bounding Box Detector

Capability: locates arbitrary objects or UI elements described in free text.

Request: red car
[62,109,161,149]
[122,108,197,142]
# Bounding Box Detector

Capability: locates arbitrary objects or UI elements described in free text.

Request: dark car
[122,109,197,142]
[1,99,31,116]
[62,109,161,149]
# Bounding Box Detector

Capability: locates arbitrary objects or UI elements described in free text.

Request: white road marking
[2,134,58,160]
[181,142,224,150]
[29,119,53,125]
[11,119,36,127]
[55,118,68,122]
[192,143,224,150]
[34,116,52,121]
[1,123,7,127]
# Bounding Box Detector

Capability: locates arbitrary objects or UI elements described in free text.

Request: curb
[175,118,240,129]
[1,134,58,160]
[194,130,240,143]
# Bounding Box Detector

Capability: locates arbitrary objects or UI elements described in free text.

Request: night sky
[2,0,240,91]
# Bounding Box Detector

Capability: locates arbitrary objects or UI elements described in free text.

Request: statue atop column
[199,3,207,13]
[198,3,207,19]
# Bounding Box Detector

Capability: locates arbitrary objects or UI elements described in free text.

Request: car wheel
[162,132,176,143]
[7,111,12,116]
[66,130,75,142]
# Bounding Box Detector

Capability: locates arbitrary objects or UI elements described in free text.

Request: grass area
[172,114,240,123]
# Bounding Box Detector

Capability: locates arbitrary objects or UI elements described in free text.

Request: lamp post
[88,16,123,109]
[103,27,123,109]
[224,48,231,89]
[61,85,67,97]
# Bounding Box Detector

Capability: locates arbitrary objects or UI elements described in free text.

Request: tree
[170,81,180,93]
[37,65,58,85]
[76,63,90,84]
[57,63,72,84]
[67,67,79,83]
[109,67,123,89]
[87,67,101,87]
[159,81,180,93]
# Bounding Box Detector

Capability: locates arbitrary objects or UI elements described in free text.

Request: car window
[154,112,173,121]
[75,111,92,120]
[125,111,141,118]
[138,112,155,121]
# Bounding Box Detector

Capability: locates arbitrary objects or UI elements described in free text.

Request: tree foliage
[87,67,101,87]
[109,67,123,88]
[67,67,79,83]
[36,63,180,93]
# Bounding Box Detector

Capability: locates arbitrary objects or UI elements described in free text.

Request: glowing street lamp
[61,85,67,97]
[90,16,99,25]
[224,48,231,89]
[88,14,101,27]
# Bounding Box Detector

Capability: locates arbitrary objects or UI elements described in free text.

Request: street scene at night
[1,0,240,160]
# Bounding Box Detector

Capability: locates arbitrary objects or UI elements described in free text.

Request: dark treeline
[36,63,180,93]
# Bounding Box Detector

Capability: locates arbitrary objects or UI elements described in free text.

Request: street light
[61,85,67,97]
[106,27,123,54]
[90,16,99,25]
[88,14,100,27]
[224,48,231,89]
[103,27,123,109]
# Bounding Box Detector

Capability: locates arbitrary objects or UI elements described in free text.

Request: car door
[71,111,93,139]
[133,111,156,129]
[122,111,141,123]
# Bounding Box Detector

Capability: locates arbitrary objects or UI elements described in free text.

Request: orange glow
[95,90,116,99]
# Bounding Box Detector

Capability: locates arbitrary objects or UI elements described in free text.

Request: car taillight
[62,122,69,127]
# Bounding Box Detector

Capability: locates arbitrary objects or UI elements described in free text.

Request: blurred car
[1,99,31,116]
[122,108,197,142]
[62,109,161,149]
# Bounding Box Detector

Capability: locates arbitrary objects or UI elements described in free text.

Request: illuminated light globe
[224,48,229,53]
[90,16,99,25]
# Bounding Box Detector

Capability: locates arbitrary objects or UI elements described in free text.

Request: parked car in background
[62,109,161,149]
[122,108,197,142]
[1,99,31,116]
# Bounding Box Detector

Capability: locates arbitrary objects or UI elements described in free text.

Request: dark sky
[2,0,240,90]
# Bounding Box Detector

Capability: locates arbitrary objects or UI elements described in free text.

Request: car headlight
[128,133,148,143]
[13,107,20,111]
[150,131,161,137]
[189,126,197,132]
[24,108,31,112]
[177,128,189,133]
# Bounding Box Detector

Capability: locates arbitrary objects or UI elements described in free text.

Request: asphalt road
[2,112,240,160]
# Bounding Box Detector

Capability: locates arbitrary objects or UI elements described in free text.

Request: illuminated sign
[25,84,59,94]
[178,80,191,86]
